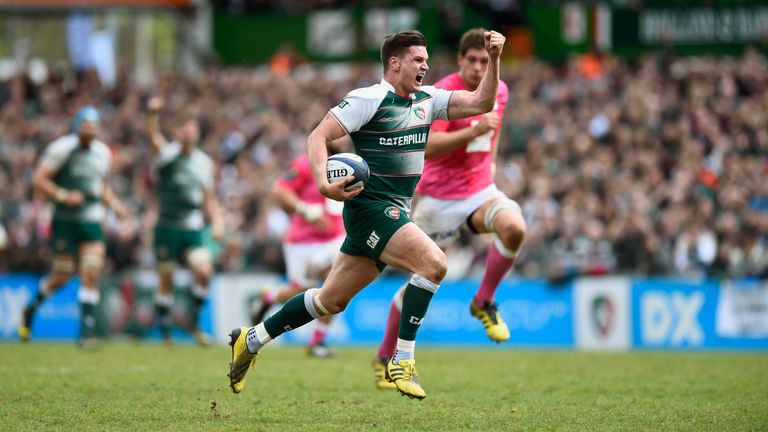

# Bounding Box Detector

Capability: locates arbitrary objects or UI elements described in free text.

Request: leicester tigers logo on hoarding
[591,295,615,338]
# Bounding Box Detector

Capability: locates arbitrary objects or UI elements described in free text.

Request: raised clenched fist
[147,96,164,114]
[484,31,506,60]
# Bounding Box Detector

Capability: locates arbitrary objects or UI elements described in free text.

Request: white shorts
[412,183,505,248]
[283,235,345,288]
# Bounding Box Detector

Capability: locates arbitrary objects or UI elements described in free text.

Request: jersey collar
[380,78,396,92]
[380,78,413,100]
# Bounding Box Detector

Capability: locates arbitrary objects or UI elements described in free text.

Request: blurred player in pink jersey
[372,28,526,388]
[250,147,346,358]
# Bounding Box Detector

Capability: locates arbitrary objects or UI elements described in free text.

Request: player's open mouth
[415,73,424,85]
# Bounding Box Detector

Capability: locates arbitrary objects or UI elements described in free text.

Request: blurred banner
[716,280,768,339]
[528,3,768,61]
[212,3,487,64]
[611,7,768,57]
[631,279,768,349]
[0,0,193,7]
[0,275,79,340]
[273,277,572,348]
[0,270,213,342]
[212,274,768,350]
[65,10,119,86]
[2,273,767,350]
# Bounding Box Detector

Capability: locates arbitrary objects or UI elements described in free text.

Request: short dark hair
[458,28,487,56]
[380,30,427,72]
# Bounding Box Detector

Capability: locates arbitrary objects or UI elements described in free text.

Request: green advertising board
[527,3,591,62]
[528,3,768,61]
[612,6,768,57]
[212,3,486,64]
[214,11,307,65]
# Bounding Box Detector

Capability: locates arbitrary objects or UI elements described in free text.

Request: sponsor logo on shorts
[384,206,400,219]
[409,316,423,325]
[367,231,380,249]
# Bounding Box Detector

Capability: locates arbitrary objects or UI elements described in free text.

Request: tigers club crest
[384,206,400,219]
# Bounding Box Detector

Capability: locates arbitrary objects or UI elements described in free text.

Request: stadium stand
[1,49,766,280]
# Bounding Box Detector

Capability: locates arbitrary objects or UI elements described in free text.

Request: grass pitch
[0,342,766,431]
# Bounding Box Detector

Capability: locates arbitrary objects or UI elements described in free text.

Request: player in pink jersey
[249,151,346,358]
[371,28,527,389]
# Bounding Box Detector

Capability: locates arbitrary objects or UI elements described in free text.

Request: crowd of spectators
[1,47,767,281]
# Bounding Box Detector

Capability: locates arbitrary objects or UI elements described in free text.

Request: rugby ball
[327,153,370,192]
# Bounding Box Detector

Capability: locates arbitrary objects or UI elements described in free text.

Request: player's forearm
[204,198,223,231]
[474,57,500,114]
[274,185,323,221]
[147,112,165,153]
[426,128,482,159]
[33,171,63,202]
[272,185,301,214]
[307,132,331,192]
[102,186,123,212]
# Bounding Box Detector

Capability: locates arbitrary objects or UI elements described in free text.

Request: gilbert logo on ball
[326,153,370,192]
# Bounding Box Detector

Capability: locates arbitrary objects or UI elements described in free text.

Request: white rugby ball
[326,153,370,192]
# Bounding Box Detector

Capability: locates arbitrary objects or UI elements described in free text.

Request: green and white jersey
[155,142,214,230]
[39,134,112,222]
[329,79,452,213]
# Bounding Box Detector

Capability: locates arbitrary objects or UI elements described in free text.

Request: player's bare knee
[80,269,98,285]
[194,266,211,286]
[321,295,347,314]
[158,273,174,295]
[52,256,76,275]
[317,286,356,314]
[433,254,448,282]
[311,288,341,315]
[79,253,102,281]
[418,249,447,283]
[498,219,526,251]
[187,248,212,273]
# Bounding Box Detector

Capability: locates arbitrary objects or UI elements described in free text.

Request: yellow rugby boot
[17,325,30,343]
[372,357,396,390]
[227,327,258,394]
[18,306,33,343]
[470,300,510,343]
[385,358,426,400]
